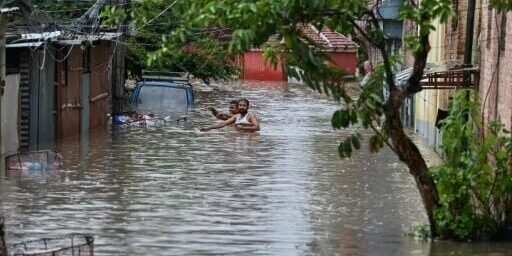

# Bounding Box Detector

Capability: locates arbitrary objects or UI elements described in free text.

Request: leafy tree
[113,0,512,239]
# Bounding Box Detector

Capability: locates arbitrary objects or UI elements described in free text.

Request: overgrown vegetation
[127,34,238,82]
[103,1,238,82]
[32,0,94,20]
[432,90,512,240]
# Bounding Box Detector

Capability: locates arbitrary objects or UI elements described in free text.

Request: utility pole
[111,0,129,120]
[463,0,476,87]
[461,0,476,148]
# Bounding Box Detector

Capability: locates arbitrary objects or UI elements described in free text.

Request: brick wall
[444,0,467,61]
[479,3,512,130]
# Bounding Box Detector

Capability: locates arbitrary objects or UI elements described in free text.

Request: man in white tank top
[200,98,260,132]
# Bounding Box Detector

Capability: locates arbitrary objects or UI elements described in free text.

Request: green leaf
[332,110,343,129]
[343,139,353,157]
[350,110,358,124]
[338,143,346,158]
[351,135,361,150]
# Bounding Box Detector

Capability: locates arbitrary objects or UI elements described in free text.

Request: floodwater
[1,81,512,255]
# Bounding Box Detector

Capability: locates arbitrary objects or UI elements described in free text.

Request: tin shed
[6,43,56,152]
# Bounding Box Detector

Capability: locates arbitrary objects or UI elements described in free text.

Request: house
[367,0,404,66]
[238,24,358,81]
[407,0,481,152]
[365,0,482,153]
[5,30,118,154]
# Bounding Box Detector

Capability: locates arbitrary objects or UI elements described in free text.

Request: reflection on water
[1,81,511,255]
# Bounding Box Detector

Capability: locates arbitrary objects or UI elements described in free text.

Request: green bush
[431,90,512,240]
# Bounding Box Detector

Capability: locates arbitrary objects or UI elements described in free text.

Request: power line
[136,0,179,31]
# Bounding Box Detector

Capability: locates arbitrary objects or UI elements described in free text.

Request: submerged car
[130,71,194,116]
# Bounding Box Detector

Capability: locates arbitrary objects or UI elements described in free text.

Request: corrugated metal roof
[58,32,121,45]
[395,63,444,88]
[395,62,479,90]
[21,31,62,40]
[0,7,18,13]
[6,42,43,48]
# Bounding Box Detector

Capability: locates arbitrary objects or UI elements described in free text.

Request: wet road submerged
[1,81,512,255]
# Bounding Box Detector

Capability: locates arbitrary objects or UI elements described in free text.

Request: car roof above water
[136,80,191,87]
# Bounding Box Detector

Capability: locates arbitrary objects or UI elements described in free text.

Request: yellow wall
[413,18,445,148]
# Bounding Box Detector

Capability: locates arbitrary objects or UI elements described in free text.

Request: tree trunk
[386,91,441,237]
[0,15,7,180]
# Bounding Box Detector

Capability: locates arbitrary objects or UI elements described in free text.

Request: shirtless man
[200,98,260,132]
[207,100,238,120]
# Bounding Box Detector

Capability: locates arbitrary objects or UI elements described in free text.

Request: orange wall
[330,52,357,75]
[241,51,357,81]
[242,52,286,81]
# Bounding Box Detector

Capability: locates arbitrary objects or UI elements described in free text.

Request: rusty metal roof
[300,24,358,52]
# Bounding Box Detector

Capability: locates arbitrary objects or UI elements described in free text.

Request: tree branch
[405,28,430,95]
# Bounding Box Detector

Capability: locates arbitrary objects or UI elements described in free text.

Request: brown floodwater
[1,81,511,255]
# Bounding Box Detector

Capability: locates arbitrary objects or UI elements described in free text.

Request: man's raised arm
[200,115,236,132]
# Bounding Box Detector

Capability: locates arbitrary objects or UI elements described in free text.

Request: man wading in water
[207,100,239,120]
[200,98,260,132]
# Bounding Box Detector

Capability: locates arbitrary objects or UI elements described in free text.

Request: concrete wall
[1,74,20,155]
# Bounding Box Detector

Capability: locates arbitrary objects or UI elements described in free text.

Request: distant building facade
[238,24,358,81]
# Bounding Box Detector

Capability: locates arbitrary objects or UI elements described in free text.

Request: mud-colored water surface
[1,81,511,255]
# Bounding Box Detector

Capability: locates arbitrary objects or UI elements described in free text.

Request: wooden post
[111,0,129,118]
[0,13,7,179]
